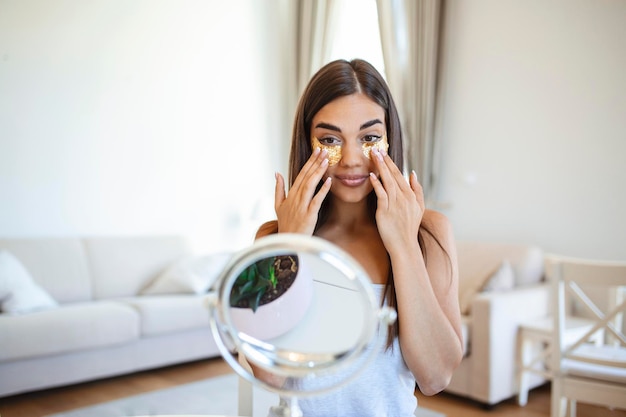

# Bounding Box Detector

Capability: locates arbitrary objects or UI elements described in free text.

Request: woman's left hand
[369,148,425,253]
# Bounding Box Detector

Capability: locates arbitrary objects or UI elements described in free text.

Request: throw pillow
[458,259,515,315]
[141,252,233,295]
[481,260,515,292]
[0,250,59,314]
[456,241,508,315]
[512,246,544,286]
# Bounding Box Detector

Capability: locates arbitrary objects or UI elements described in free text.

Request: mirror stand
[207,234,397,417]
[267,397,302,417]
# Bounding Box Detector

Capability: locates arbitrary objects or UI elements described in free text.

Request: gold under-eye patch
[311,135,389,166]
[361,135,389,160]
[311,136,342,165]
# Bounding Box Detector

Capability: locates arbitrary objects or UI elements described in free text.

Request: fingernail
[375,149,383,161]
[322,158,329,166]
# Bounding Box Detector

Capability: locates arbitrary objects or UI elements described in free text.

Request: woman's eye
[362,135,382,144]
[319,137,341,146]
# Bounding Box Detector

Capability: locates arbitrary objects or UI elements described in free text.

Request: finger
[371,148,397,200]
[309,176,332,211]
[410,170,426,210]
[292,147,326,190]
[274,172,286,213]
[380,148,411,193]
[294,152,329,202]
[369,172,389,209]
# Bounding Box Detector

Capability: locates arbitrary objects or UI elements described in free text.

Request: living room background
[1,0,624,260]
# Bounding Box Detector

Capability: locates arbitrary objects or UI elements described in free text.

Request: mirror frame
[206,233,388,396]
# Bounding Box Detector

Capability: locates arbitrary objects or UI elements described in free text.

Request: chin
[332,188,373,204]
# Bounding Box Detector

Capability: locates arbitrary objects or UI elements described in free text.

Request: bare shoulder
[422,209,453,236]
[420,210,457,257]
[421,210,459,283]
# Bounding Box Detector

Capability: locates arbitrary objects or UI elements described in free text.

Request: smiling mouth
[336,175,369,187]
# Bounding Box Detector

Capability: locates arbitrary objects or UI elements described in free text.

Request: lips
[336,174,370,187]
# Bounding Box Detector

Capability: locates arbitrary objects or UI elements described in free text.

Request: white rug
[45,373,444,417]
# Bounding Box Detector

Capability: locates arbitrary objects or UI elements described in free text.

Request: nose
[338,140,364,167]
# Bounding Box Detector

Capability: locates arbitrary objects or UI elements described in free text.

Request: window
[328,0,386,79]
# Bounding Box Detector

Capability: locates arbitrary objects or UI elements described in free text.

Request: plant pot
[229,256,313,341]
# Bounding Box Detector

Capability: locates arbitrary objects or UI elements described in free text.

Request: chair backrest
[547,255,626,368]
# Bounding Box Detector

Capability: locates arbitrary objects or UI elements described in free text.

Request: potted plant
[229,254,313,341]
[230,255,298,312]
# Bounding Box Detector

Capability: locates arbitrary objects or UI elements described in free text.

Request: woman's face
[310,93,388,204]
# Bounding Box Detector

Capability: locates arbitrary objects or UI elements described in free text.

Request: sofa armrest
[470,283,550,404]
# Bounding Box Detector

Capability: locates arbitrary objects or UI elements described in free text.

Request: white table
[516,316,603,406]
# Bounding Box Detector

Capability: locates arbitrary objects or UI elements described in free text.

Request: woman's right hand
[274,147,332,235]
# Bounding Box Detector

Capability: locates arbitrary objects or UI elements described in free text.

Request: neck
[323,197,374,232]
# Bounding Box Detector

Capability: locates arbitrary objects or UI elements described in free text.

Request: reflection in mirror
[229,254,300,313]
[207,234,396,415]
[228,253,310,342]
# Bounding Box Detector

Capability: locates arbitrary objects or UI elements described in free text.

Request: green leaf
[230,255,297,310]
[250,287,266,312]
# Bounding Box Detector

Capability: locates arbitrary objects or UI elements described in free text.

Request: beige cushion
[0,301,139,361]
[0,238,92,303]
[120,295,210,336]
[456,241,544,315]
[0,250,58,314]
[141,253,232,295]
[84,236,191,299]
[511,246,544,286]
[563,344,626,384]
[481,260,515,292]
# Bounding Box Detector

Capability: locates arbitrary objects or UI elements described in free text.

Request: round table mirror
[206,234,396,417]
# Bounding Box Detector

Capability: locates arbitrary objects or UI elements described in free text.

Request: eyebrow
[360,119,383,130]
[314,119,383,132]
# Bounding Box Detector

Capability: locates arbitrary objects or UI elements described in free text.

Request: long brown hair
[288,58,415,347]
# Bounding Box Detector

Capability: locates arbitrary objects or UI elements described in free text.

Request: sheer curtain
[376,0,444,203]
[280,0,337,113]
[277,0,337,168]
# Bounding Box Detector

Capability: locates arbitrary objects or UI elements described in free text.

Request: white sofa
[1,235,550,407]
[445,241,550,407]
[0,236,231,398]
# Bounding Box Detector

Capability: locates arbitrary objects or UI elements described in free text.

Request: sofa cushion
[511,246,544,286]
[84,236,191,299]
[481,260,515,292]
[141,253,232,295]
[0,238,92,303]
[0,301,140,361]
[456,241,544,315]
[0,250,58,314]
[119,295,210,336]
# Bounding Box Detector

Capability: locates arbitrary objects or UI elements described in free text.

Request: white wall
[436,0,626,260]
[1,0,625,261]
[0,0,279,252]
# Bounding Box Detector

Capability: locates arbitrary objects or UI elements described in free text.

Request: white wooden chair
[547,255,626,417]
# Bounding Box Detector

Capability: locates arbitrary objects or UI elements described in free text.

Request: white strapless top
[294,284,417,417]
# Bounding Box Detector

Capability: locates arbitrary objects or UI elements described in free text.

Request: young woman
[256,58,463,416]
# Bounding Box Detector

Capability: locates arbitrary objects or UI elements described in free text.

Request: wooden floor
[0,357,624,417]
